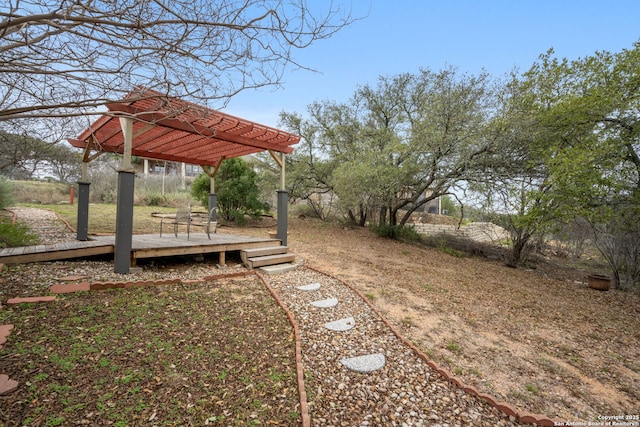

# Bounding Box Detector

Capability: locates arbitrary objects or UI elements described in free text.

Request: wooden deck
[0,232,280,266]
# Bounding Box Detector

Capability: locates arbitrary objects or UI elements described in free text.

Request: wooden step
[259,263,297,274]
[241,246,288,265]
[246,253,296,269]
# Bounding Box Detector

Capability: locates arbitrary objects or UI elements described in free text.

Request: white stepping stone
[296,282,321,291]
[340,353,386,373]
[309,297,338,308]
[324,316,355,331]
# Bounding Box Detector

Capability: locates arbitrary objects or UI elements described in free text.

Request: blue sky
[224,0,640,128]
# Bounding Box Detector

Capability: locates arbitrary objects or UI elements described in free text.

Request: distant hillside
[8,180,72,205]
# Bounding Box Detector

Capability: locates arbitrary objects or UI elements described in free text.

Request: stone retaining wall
[410,222,509,243]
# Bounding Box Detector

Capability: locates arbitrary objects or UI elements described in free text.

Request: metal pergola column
[113,117,135,274]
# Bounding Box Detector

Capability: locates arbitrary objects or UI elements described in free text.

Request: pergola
[69,87,300,273]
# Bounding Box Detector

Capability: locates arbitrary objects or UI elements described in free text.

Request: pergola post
[76,181,90,241]
[208,175,217,223]
[76,146,91,241]
[203,159,223,223]
[276,152,288,246]
[114,117,135,274]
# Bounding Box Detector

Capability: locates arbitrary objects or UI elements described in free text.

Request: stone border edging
[305,264,563,427]
[63,271,252,291]
[6,209,17,224]
[50,209,76,233]
[256,271,311,427]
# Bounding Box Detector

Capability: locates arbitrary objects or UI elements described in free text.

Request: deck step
[258,263,298,274]
[241,246,295,270]
[240,246,288,265]
[246,253,296,269]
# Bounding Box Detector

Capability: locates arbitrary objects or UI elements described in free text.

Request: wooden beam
[78,136,106,180]
[81,140,91,181]
[68,136,107,163]
[119,117,133,170]
[132,123,156,139]
[280,152,286,190]
[268,149,283,168]
[82,136,93,163]
[201,157,224,178]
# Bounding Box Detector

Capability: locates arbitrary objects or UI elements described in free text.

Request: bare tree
[1,0,354,122]
[46,143,82,182]
[0,131,51,178]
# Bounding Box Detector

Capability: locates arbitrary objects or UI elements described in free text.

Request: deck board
[0,232,280,265]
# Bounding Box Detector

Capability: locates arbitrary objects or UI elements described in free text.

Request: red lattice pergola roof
[69,88,299,167]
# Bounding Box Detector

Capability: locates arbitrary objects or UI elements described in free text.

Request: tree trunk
[389,206,398,226]
[358,204,367,227]
[378,206,387,225]
[347,209,357,225]
[506,230,532,267]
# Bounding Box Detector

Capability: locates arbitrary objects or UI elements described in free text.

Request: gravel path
[3,207,524,426]
[264,269,521,427]
[7,207,77,244]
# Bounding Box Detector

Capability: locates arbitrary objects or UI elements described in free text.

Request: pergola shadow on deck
[68,87,299,273]
[0,233,280,266]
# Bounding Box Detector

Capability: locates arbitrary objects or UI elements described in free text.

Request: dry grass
[9,180,71,205]
[23,203,178,234]
[280,217,640,421]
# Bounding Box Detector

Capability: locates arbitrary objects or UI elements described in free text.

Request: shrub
[420,234,495,259]
[228,209,247,226]
[0,219,39,248]
[0,177,13,209]
[434,238,465,258]
[144,193,166,206]
[191,158,269,223]
[370,224,421,242]
[191,173,211,207]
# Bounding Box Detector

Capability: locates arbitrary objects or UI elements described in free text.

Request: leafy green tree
[282,67,496,227]
[191,158,268,224]
[46,143,82,182]
[467,68,559,266]
[393,68,495,226]
[476,42,640,282]
[535,44,640,289]
[278,111,337,219]
[0,131,82,181]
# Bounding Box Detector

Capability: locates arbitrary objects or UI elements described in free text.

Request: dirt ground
[237,217,639,422]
